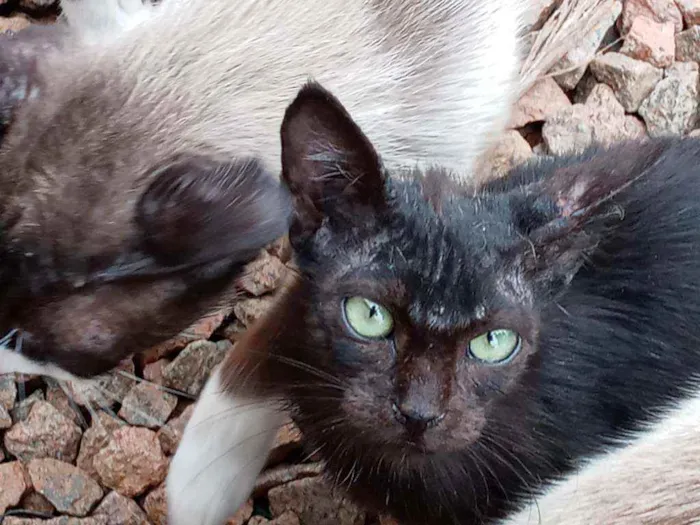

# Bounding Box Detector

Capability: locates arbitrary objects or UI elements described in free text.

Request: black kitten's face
[0,72,291,378]
[277,82,625,464]
[293,183,542,454]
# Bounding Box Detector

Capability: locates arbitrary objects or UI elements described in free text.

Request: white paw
[0,345,79,382]
[167,365,285,525]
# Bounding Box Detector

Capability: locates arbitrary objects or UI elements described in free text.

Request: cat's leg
[500,392,700,525]
[166,362,285,525]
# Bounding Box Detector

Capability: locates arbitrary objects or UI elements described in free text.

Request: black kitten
[170,82,700,525]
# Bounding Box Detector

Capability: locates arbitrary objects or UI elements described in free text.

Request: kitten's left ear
[280,81,388,243]
[504,145,655,296]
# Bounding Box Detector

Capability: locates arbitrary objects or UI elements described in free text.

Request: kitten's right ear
[280,81,388,244]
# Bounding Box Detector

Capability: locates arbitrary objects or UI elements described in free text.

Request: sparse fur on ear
[136,154,292,267]
[280,82,388,243]
[497,140,671,298]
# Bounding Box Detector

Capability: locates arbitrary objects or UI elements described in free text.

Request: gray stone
[676,26,700,63]
[162,340,228,396]
[118,382,178,429]
[639,62,699,137]
[590,52,663,112]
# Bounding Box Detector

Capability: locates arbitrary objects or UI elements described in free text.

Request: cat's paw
[166,365,285,525]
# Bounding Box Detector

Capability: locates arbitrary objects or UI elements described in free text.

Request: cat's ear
[280,81,388,244]
[135,154,291,267]
[504,154,640,296]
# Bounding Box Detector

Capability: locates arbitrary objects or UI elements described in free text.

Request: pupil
[368,305,378,319]
[488,331,498,346]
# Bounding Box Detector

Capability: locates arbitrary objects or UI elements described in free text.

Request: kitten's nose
[392,400,446,432]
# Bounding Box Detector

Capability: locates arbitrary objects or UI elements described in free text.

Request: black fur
[265,82,700,524]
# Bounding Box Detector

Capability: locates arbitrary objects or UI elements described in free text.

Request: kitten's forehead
[321,176,532,329]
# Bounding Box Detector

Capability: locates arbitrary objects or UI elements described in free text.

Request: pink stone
[621,17,675,67]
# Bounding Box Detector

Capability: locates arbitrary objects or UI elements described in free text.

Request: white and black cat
[169,81,700,525]
[0,0,525,379]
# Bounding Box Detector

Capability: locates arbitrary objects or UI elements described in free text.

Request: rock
[0,461,29,514]
[0,403,12,428]
[162,340,228,396]
[238,251,288,296]
[248,512,301,525]
[93,426,169,497]
[118,382,177,429]
[220,318,249,342]
[0,15,32,34]
[551,0,622,89]
[267,235,292,264]
[76,411,125,480]
[676,26,700,62]
[21,491,56,514]
[225,499,254,525]
[156,404,194,455]
[573,69,600,103]
[4,517,108,525]
[476,130,533,183]
[11,390,45,422]
[66,359,135,408]
[543,84,646,155]
[590,52,663,112]
[4,401,82,462]
[620,17,674,67]
[509,78,571,128]
[143,484,168,525]
[142,359,170,385]
[619,0,683,34]
[93,491,149,525]
[233,295,277,327]
[638,62,699,136]
[0,375,17,410]
[46,382,82,427]
[268,477,365,525]
[676,0,700,25]
[266,419,304,466]
[27,458,103,517]
[522,0,562,31]
[584,83,648,144]
[141,309,231,363]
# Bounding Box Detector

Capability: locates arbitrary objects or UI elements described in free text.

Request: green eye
[343,297,394,339]
[468,329,521,364]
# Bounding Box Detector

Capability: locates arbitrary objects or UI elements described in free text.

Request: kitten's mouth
[401,435,432,455]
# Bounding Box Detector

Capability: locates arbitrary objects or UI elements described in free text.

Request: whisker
[116,370,197,400]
